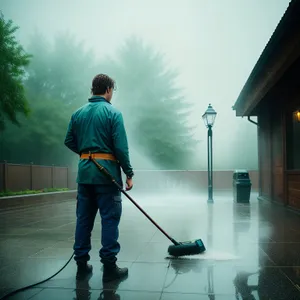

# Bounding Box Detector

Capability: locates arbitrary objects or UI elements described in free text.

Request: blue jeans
[74,184,122,266]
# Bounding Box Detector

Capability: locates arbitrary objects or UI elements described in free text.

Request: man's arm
[64,115,79,154]
[112,112,134,178]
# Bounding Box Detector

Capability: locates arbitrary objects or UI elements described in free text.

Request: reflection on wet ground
[0,190,299,299]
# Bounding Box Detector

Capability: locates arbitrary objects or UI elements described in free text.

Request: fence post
[30,162,33,190]
[52,165,55,188]
[4,160,8,191]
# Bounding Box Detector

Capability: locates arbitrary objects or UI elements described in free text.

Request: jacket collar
[88,96,111,104]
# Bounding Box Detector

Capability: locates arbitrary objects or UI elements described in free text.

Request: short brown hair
[91,74,116,95]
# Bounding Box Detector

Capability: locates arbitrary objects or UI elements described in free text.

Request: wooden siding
[287,173,300,209]
[258,111,272,200]
[271,107,285,204]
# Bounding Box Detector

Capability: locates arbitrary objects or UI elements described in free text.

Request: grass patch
[0,188,69,197]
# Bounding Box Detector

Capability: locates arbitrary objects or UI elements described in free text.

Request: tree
[0,14,31,130]
[0,95,70,165]
[105,37,200,169]
[0,32,96,166]
[0,33,201,171]
[25,31,95,108]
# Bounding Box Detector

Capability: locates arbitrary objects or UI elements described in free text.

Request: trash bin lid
[233,169,250,180]
[234,169,248,173]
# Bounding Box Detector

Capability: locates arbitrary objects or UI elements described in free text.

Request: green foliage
[25,32,94,106]
[0,188,69,197]
[107,37,200,169]
[1,95,71,165]
[0,14,31,130]
[1,30,199,170]
[1,32,95,165]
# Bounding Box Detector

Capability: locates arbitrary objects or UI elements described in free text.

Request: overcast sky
[0,0,291,168]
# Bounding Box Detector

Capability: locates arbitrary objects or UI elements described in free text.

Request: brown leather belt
[80,153,117,161]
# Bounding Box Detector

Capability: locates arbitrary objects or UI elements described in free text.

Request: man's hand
[126,178,133,191]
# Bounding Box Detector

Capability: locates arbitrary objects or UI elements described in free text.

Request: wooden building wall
[287,173,300,209]
[271,105,285,205]
[257,57,300,210]
[257,110,272,201]
[285,95,300,210]
[258,108,289,206]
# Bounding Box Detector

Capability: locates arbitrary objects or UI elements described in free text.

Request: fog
[0,0,290,171]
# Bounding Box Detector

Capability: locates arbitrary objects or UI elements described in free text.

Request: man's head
[91,74,116,102]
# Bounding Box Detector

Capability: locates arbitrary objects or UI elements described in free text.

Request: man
[64,74,134,282]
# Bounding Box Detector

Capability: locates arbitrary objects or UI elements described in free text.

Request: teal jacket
[64,96,134,191]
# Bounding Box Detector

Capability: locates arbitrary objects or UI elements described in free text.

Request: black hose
[0,252,75,300]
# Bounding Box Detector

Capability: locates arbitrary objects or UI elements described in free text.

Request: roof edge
[233,0,299,115]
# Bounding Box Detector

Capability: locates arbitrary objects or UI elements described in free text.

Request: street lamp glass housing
[202,104,217,127]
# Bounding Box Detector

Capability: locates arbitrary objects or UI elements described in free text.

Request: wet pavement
[0,190,300,299]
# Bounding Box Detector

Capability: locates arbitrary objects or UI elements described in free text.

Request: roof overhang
[233,0,300,117]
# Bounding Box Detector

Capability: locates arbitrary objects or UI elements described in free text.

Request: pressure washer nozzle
[168,239,206,257]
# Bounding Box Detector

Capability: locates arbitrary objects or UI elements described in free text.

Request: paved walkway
[0,190,300,299]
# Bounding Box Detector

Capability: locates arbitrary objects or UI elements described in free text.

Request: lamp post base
[208,186,213,203]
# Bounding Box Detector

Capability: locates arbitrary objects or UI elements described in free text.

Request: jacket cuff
[126,171,134,179]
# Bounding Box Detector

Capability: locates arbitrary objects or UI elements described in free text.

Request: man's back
[65,96,134,190]
[73,97,118,154]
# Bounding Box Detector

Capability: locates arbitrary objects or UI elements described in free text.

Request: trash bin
[233,170,252,203]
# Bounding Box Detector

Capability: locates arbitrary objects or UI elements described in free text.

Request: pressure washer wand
[90,157,180,246]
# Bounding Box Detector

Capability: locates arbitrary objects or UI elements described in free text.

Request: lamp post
[202,104,217,203]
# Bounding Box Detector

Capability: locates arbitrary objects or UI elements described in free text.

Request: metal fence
[0,162,258,192]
